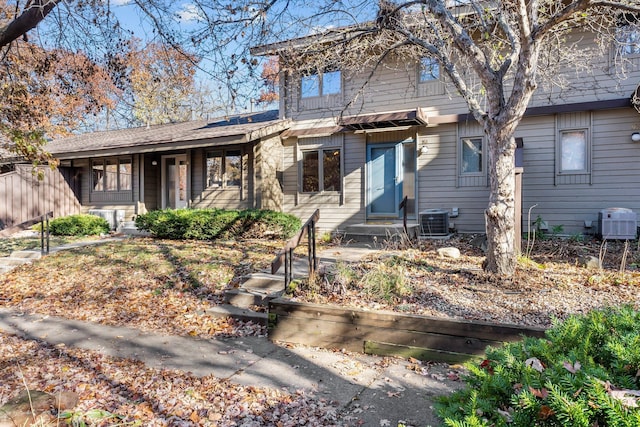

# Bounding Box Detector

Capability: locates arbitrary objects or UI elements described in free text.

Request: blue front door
[367,144,399,217]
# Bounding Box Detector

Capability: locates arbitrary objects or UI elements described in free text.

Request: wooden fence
[0,164,81,234]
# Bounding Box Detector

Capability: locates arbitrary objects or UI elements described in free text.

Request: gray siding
[519,108,640,234]
[417,124,490,232]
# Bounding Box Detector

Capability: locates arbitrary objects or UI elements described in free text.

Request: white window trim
[298,146,343,194]
[299,70,342,99]
[557,128,591,175]
[616,24,640,57]
[459,136,486,177]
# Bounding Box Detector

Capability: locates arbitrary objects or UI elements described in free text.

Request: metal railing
[271,209,320,289]
[40,212,52,255]
[399,196,408,237]
[0,211,52,254]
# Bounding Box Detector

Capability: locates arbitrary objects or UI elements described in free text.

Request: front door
[163,155,188,209]
[367,144,399,217]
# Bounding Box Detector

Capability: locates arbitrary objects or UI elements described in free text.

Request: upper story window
[559,130,589,173]
[300,70,341,98]
[419,57,440,82]
[301,148,341,193]
[617,24,640,56]
[206,150,241,188]
[460,137,483,174]
[92,157,132,192]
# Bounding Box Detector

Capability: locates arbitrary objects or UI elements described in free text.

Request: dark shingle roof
[46,110,288,159]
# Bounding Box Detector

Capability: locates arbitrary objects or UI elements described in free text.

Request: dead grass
[296,234,640,328]
[0,237,281,338]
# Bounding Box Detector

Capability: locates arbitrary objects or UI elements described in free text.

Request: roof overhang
[338,108,428,131]
[52,134,251,160]
[280,126,344,139]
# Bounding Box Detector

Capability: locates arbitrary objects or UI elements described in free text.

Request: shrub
[44,214,110,236]
[134,208,301,240]
[437,306,640,426]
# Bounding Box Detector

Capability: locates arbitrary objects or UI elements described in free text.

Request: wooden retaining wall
[268,298,546,363]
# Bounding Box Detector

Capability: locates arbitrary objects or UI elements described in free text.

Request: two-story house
[19,14,639,241]
[250,19,640,239]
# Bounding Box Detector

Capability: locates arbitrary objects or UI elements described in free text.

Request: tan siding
[417,124,489,232]
[281,133,364,233]
[284,29,640,122]
[255,134,283,211]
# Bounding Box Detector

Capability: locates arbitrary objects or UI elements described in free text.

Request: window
[206,150,242,188]
[300,70,341,98]
[301,148,341,193]
[617,24,640,56]
[560,130,588,172]
[419,57,440,82]
[461,138,483,174]
[91,157,132,192]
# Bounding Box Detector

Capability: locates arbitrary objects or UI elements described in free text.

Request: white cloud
[177,3,204,23]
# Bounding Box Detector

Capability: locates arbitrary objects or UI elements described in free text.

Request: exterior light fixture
[151,160,158,166]
[632,132,640,142]
[419,145,429,155]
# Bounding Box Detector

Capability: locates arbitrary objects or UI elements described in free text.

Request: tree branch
[0,0,62,48]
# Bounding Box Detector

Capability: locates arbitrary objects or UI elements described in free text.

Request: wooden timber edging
[268,298,546,363]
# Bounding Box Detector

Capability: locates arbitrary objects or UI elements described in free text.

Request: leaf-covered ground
[0,333,341,426]
[0,238,279,338]
[0,237,351,425]
[295,234,640,328]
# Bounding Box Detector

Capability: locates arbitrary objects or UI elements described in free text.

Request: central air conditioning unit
[597,208,637,240]
[88,209,125,230]
[419,209,449,236]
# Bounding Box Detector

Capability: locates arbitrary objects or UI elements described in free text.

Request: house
[43,110,289,228]
[32,15,640,241]
[250,20,640,239]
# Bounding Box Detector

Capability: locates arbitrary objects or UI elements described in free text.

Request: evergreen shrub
[437,306,640,426]
[134,208,300,240]
[45,214,110,236]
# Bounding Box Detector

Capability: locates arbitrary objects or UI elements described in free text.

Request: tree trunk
[484,127,517,276]
[0,0,61,48]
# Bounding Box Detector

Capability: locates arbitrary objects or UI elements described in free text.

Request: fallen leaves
[296,236,640,328]
[0,238,280,339]
[0,333,343,426]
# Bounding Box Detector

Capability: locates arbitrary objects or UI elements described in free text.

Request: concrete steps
[117,221,151,237]
[0,250,42,275]
[219,272,285,325]
[345,222,419,243]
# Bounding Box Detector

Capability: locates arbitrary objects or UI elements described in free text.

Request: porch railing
[0,211,52,255]
[399,196,408,237]
[271,209,320,289]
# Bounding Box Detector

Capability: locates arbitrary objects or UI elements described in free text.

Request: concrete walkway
[0,309,461,426]
[0,237,464,426]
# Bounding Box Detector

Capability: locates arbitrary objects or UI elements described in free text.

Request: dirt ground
[293,234,640,328]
